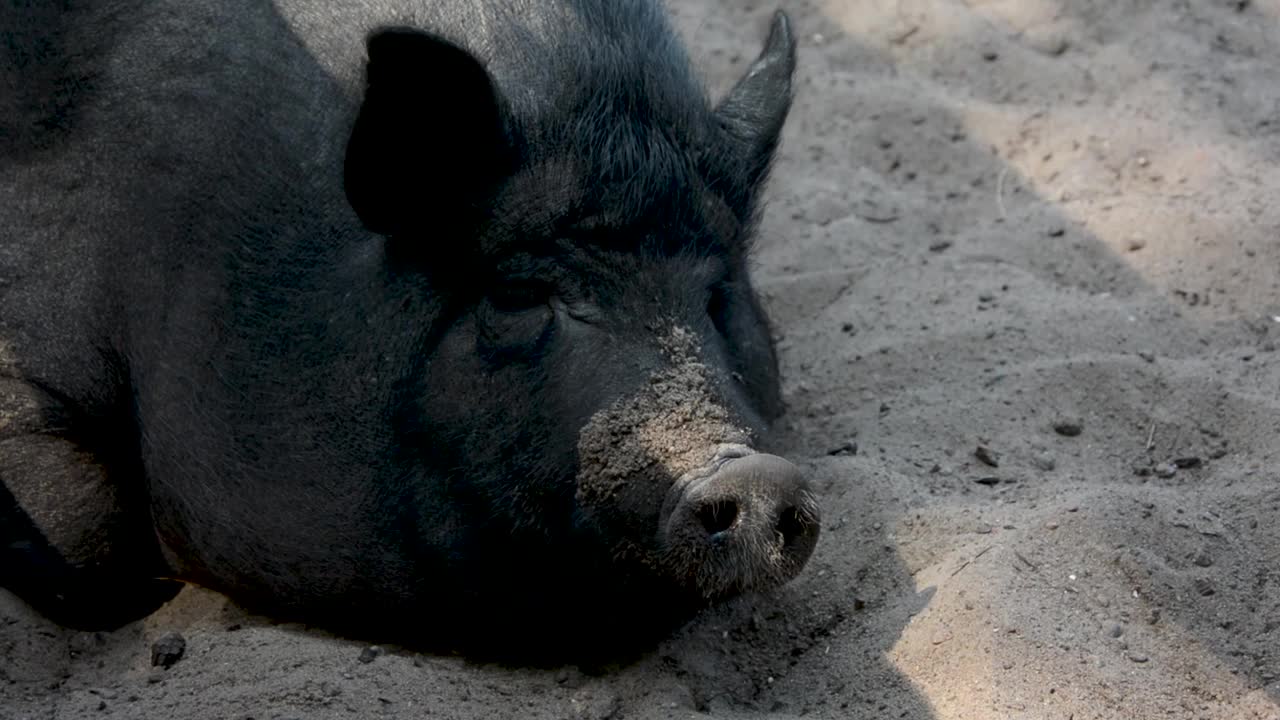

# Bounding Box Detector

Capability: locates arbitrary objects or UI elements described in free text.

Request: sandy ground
[4,0,1280,718]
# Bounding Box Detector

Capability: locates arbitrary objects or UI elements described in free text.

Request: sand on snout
[4,1,1280,719]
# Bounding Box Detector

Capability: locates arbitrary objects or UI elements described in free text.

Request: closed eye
[488,279,553,314]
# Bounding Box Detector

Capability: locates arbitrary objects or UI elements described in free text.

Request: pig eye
[479,280,556,362]
[488,280,553,314]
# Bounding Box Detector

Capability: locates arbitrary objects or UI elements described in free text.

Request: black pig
[0,0,819,655]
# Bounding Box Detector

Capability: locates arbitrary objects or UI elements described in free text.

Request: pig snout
[662,451,820,598]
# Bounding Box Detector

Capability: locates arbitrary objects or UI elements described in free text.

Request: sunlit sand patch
[818,0,1278,325]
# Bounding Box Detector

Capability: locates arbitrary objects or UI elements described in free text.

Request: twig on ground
[1014,549,1039,571]
[995,167,1010,220]
[950,545,994,577]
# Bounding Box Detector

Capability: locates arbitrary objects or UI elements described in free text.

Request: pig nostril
[696,500,739,537]
[777,506,806,548]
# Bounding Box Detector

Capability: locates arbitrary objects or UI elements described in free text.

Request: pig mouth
[658,445,821,600]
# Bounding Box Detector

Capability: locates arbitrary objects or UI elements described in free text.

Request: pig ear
[345,28,516,236]
[713,11,796,188]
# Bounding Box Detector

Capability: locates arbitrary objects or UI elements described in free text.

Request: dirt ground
[4,0,1280,718]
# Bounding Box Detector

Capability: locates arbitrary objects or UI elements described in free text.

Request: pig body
[0,0,818,655]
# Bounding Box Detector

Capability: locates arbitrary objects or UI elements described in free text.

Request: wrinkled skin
[0,0,818,657]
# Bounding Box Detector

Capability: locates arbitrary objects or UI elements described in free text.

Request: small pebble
[1193,550,1214,568]
[150,632,186,669]
[358,646,385,664]
[1173,456,1202,469]
[1024,26,1071,56]
[1127,237,1147,252]
[1052,418,1083,437]
[1032,453,1056,472]
[1194,578,1216,597]
[1153,463,1177,479]
[1108,623,1124,639]
[827,441,858,457]
[1137,351,1155,363]
[974,444,1000,467]
[1127,652,1150,663]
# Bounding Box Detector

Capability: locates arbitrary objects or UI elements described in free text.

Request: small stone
[1194,578,1216,596]
[150,632,186,669]
[1024,26,1070,56]
[928,240,953,253]
[974,445,1000,468]
[841,322,855,334]
[1108,623,1123,639]
[1052,418,1083,437]
[981,50,999,61]
[1173,456,1202,469]
[1127,653,1150,663]
[1193,550,1214,568]
[974,476,1001,486]
[1127,237,1147,252]
[1153,463,1177,479]
[1031,453,1056,472]
[358,646,385,664]
[1137,351,1155,363]
[827,441,858,457]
